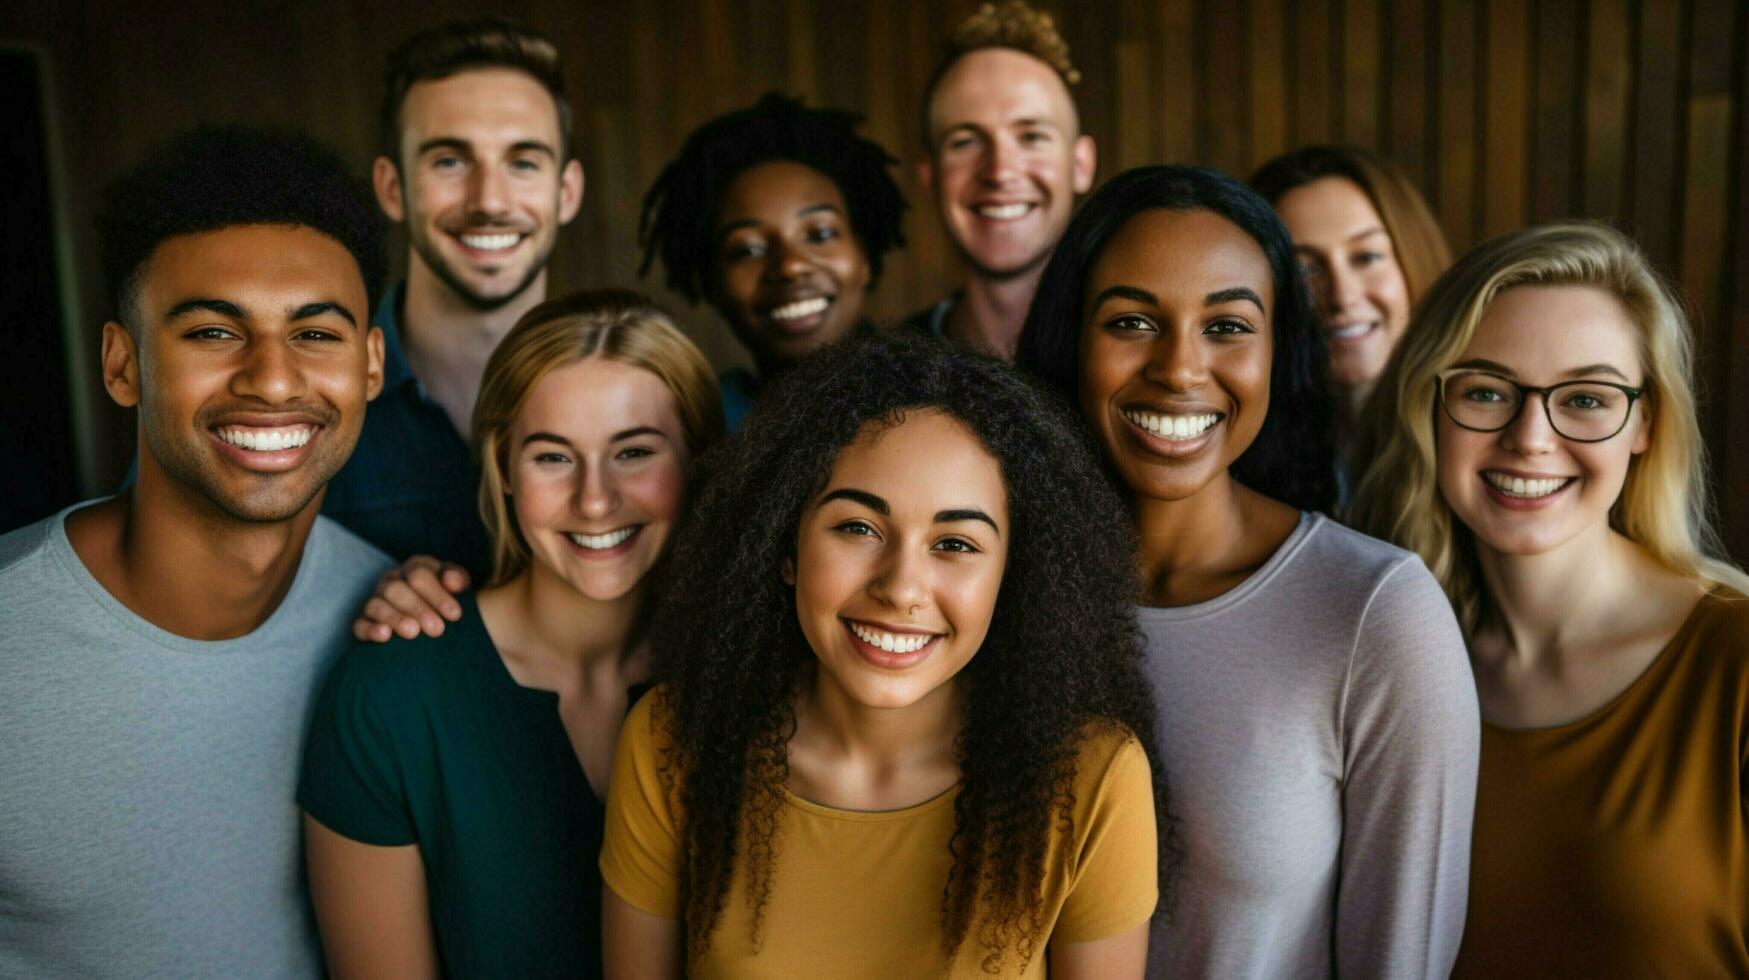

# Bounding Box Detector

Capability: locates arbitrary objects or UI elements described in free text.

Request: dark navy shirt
[321,283,492,582]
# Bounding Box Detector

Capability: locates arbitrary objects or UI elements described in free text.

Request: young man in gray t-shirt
[0,126,393,978]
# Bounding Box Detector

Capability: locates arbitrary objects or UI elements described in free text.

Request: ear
[781,556,796,586]
[364,325,385,402]
[373,156,406,223]
[916,156,936,198]
[558,159,585,225]
[101,321,141,409]
[1071,135,1097,194]
[1629,398,1653,455]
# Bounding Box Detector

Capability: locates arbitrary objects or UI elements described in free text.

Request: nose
[867,540,930,617]
[1325,262,1364,317]
[573,460,622,521]
[977,135,1020,185]
[761,236,812,283]
[1142,329,1209,393]
[467,162,511,218]
[1499,392,1558,455]
[230,337,306,404]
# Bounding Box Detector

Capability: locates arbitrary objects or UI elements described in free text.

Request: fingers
[351,556,469,643]
[402,564,463,624]
[439,563,471,595]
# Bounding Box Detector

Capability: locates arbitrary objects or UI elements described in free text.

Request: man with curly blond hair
[902,0,1097,361]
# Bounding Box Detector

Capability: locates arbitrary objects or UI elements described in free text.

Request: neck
[504,561,648,670]
[399,257,549,436]
[1474,522,1642,658]
[949,263,1047,361]
[1337,381,1373,433]
[799,672,964,770]
[1132,472,1250,582]
[73,455,317,640]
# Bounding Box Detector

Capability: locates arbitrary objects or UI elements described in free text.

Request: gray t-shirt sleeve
[1335,558,1479,978]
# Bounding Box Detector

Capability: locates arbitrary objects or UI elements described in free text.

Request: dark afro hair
[637,92,906,304]
[97,124,388,324]
[1017,164,1337,513]
[651,329,1172,972]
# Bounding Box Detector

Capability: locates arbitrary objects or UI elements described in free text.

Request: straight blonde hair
[472,288,724,587]
[1348,222,1748,634]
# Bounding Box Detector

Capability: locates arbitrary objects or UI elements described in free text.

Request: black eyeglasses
[1436,369,1645,443]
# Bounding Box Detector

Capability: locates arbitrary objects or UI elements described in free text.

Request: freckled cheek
[619,463,688,525]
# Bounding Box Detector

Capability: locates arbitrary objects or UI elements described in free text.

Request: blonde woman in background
[1252,146,1451,497]
[299,290,723,979]
[1350,222,1749,977]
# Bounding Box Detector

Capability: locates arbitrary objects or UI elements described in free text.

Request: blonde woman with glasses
[1350,222,1749,977]
[299,290,723,979]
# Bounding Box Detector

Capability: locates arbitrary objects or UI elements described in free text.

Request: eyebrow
[291,301,357,326]
[1205,287,1266,312]
[718,203,843,238]
[1449,358,1633,382]
[522,431,570,447]
[165,298,245,320]
[612,426,668,441]
[415,137,558,159]
[1346,226,1390,244]
[819,489,1002,536]
[1090,285,1158,309]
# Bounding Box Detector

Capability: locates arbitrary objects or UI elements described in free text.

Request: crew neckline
[1133,511,1319,624]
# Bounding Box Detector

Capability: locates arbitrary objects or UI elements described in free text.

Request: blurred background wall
[3,0,1745,558]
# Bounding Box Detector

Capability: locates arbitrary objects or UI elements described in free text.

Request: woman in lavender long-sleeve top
[1018,165,1479,979]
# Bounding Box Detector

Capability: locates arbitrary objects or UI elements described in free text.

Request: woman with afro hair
[600,331,1168,978]
[640,92,907,431]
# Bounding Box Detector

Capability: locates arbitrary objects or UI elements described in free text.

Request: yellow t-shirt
[600,688,1159,978]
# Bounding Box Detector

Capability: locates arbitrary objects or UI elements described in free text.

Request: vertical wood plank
[1115,0,1160,171]
[1340,0,1381,145]
[1530,0,1582,222]
[1725,0,1749,563]
[1294,0,1336,147]
[1203,0,1246,174]
[1630,0,1684,267]
[1481,0,1529,237]
[1582,0,1632,217]
[1158,0,1200,163]
[1435,0,1480,248]
[1249,0,1288,169]
[1383,0,1431,188]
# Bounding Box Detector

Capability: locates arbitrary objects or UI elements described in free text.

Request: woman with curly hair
[640,92,906,430]
[1251,145,1453,493]
[301,290,722,978]
[1348,223,1749,976]
[1017,165,1477,978]
[600,331,1167,978]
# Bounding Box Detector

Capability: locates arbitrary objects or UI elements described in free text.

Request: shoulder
[1068,722,1152,800]
[318,597,490,710]
[1671,587,1749,678]
[307,516,395,584]
[891,296,952,339]
[621,684,676,758]
[1293,515,1429,586]
[0,511,58,583]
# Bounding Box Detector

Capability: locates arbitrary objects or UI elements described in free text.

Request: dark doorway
[1,50,79,534]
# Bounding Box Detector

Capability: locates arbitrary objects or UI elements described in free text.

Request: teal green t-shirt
[298,592,610,979]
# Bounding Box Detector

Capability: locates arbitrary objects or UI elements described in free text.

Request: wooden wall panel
[2,0,1744,559]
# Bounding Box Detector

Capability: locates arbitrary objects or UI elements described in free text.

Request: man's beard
[142,402,346,525]
[409,227,554,312]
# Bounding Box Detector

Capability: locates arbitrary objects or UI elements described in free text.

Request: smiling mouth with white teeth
[1123,409,1223,441]
[1326,321,1379,341]
[567,526,639,550]
[846,620,940,654]
[457,231,524,253]
[767,296,831,324]
[216,424,317,452]
[1483,471,1573,499]
[972,202,1036,221]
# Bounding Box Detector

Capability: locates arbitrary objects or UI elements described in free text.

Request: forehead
[399,67,562,150]
[1463,285,1642,375]
[516,356,681,437]
[716,160,847,227]
[1088,208,1274,307]
[138,224,366,317]
[1274,176,1383,241]
[928,48,1077,136]
[828,410,1008,522]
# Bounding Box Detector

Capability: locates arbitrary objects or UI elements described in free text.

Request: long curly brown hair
[651,330,1172,972]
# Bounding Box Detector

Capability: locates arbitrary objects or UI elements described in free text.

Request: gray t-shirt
[1142,513,1478,980]
[0,502,391,979]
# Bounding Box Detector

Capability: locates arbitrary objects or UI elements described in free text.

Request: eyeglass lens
[1442,372,1631,440]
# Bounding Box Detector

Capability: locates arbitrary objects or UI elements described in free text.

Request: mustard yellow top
[1454,588,1749,977]
[600,688,1159,978]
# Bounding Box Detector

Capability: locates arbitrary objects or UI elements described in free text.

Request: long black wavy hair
[651,329,1169,971]
[1016,165,1336,513]
[638,92,907,304]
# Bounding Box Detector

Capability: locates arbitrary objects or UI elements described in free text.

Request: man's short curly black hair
[638,92,906,304]
[652,329,1172,971]
[97,124,388,326]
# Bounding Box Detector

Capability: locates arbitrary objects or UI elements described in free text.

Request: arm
[352,555,470,642]
[602,884,681,980]
[1049,921,1148,979]
[304,814,439,980]
[1335,560,1481,978]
